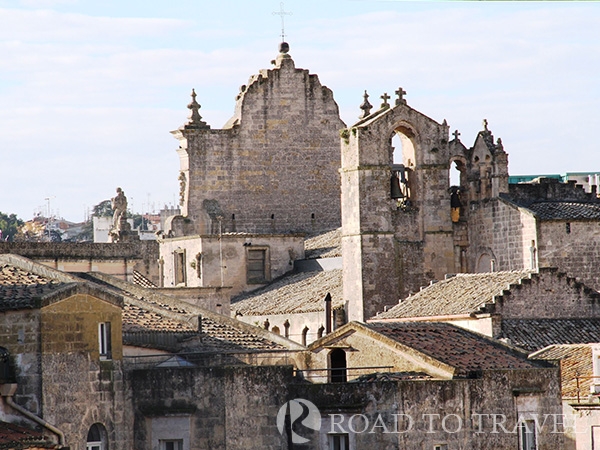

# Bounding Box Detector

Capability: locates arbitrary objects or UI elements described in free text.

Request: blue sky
[0,0,599,221]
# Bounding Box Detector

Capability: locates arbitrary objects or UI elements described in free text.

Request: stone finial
[496,137,503,150]
[273,41,293,67]
[483,118,489,131]
[453,130,461,140]
[185,89,209,129]
[359,90,373,118]
[380,92,391,109]
[395,87,407,105]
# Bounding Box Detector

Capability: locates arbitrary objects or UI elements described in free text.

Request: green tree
[0,212,24,241]
[93,200,112,217]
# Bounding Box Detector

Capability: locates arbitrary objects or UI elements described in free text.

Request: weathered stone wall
[0,310,43,415]
[175,51,345,235]
[492,268,600,319]
[41,353,131,450]
[468,198,537,273]
[537,220,600,292]
[40,294,123,360]
[130,365,293,450]
[159,234,303,295]
[0,241,160,285]
[292,368,563,450]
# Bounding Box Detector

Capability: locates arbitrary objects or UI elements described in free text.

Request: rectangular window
[98,322,112,360]
[433,445,448,450]
[519,420,537,450]
[174,249,186,286]
[328,434,349,450]
[159,440,183,450]
[247,248,268,284]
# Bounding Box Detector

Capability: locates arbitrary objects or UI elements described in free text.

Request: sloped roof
[0,263,72,310]
[304,228,341,259]
[0,421,58,449]
[530,344,593,398]
[500,318,600,352]
[525,202,600,220]
[231,269,343,315]
[0,254,122,310]
[363,322,543,377]
[374,270,532,319]
[80,272,303,352]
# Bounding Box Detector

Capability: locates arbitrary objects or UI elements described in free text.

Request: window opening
[86,424,107,450]
[247,248,267,284]
[328,434,349,450]
[159,440,183,450]
[329,348,347,383]
[174,249,186,286]
[98,322,111,360]
[302,326,309,346]
[518,420,537,450]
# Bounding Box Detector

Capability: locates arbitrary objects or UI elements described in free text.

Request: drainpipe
[2,385,66,447]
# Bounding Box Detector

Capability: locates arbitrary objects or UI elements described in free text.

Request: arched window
[390,128,415,208]
[86,423,108,450]
[329,348,347,383]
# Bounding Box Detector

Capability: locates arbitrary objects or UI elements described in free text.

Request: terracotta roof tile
[501,319,600,352]
[375,270,532,319]
[364,322,542,376]
[0,264,71,310]
[526,202,600,220]
[231,269,343,315]
[0,421,58,449]
[304,228,341,259]
[530,344,593,398]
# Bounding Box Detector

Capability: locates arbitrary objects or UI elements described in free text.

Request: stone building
[169,43,345,237]
[372,268,600,351]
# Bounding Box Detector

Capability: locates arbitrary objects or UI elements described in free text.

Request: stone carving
[178,172,186,206]
[111,187,127,231]
[395,87,407,105]
[359,90,373,119]
[380,92,390,109]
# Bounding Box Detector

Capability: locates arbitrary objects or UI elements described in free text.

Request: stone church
[162,41,600,333]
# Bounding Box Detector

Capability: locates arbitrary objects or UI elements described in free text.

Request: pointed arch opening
[87,423,108,450]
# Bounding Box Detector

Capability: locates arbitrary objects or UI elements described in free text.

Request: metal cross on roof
[273,2,293,42]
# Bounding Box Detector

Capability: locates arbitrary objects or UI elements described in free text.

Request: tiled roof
[0,421,58,449]
[500,319,600,352]
[0,264,73,311]
[526,202,600,220]
[231,269,343,315]
[80,272,299,352]
[530,344,593,398]
[364,322,542,377]
[375,271,532,319]
[304,228,341,259]
[132,270,157,288]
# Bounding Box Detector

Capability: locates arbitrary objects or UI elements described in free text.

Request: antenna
[272,2,292,42]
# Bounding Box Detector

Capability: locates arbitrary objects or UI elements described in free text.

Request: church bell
[391,172,404,199]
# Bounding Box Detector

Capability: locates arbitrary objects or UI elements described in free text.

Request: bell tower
[341,89,455,321]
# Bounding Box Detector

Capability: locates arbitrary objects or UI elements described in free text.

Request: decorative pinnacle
[395,87,407,105]
[380,92,391,109]
[483,118,489,131]
[185,89,209,130]
[359,90,373,119]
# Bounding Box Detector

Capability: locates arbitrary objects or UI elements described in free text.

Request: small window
[86,423,107,450]
[98,322,111,360]
[519,420,537,450]
[328,434,349,450]
[329,348,347,383]
[247,248,268,284]
[434,445,448,450]
[566,222,571,234]
[160,440,183,450]
[174,249,186,285]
